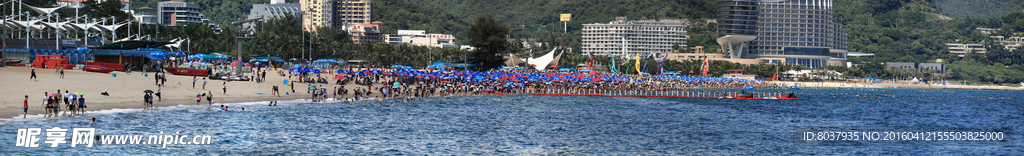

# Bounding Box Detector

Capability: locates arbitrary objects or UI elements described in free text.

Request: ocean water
[1,88,1022,155]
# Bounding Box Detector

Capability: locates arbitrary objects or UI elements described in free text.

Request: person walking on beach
[203,77,207,90]
[193,76,197,88]
[23,95,29,118]
[223,82,227,95]
[60,69,65,79]
[156,85,163,102]
[30,67,37,81]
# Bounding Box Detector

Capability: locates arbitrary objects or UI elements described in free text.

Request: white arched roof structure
[523,48,565,71]
[23,3,65,14]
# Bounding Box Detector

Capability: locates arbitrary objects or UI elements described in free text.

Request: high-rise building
[301,0,372,31]
[157,0,212,26]
[581,17,688,56]
[717,0,849,68]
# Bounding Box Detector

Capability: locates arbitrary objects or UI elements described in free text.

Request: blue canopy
[144,55,168,61]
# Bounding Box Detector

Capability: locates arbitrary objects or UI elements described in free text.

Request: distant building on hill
[346,22,385,44]
[581,17,689,56]
[387,30,458,48]
[886,62,946,74]
[944,43,987,57]
[157,0,213,27]
[245,3,301,30]
[301,0,373,31]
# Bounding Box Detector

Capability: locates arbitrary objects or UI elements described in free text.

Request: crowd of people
[281,66,787,103]
[31,90,87,118]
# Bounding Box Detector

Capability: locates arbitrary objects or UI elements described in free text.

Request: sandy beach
[0,66,380,120]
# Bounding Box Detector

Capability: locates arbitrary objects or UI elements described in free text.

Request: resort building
[991,36,1023,51]
[945,43,987,57]
[976,28,999,35]
[581,17,688,56]
[248,3,302,20]
[387,30,459,48]
[157,0,213,26]
[886,62,946,74]
[346,22,385,44]
[846,52,874,58]
[716,0,850,68]
[245,3,301,29]
[301,0,373,31]
[133,7,158,24]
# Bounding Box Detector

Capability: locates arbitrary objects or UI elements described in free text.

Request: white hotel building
[581,18,688,56]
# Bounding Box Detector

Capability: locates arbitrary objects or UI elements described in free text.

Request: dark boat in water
[164,67,209,76]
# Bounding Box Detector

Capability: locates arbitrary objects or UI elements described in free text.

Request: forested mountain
[371,0,470,44]
[934,0,1024,18]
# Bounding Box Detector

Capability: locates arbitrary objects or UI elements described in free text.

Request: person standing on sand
[155,72,160,85]
[203,77,207,89]
[60,68,65,79]
[24,95,29,118]
[207,91,213,105]
[196,93,202,105]
[193,76,197,88]
[223,82,227,95]
[78,95,86,114]
[30,67,37,81]
[143,93,149,109]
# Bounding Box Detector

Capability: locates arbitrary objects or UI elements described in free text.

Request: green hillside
[371,0,470,44]
[934,0,1024,18]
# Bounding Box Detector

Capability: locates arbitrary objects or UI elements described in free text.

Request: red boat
[164,67,209,76]
[83,62,125,71]
[4,59,22,66]
[83,66,114,73]
[735,97,761,100]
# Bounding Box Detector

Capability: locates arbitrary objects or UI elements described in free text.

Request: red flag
[772,72,777,80]
[701,57,709,76]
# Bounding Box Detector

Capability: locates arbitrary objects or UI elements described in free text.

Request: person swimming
[89,118,95,124]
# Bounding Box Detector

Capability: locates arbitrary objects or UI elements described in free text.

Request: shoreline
[2,66,1022,120]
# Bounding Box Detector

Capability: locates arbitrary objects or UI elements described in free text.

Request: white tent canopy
[23,3,65,14]
[523,48,565,71]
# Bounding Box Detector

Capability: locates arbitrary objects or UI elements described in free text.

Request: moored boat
[83,66,114,73]
[164,67,209,76]
[4,59,22,66]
